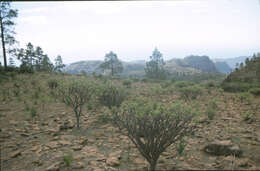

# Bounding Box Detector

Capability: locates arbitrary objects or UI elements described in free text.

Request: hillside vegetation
[222,54,260,93]
[1,71,260,170]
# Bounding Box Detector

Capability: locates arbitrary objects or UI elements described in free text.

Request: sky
[1,0,260,64]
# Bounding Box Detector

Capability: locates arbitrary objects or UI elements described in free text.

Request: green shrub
[177,138,186,156]
[30,107,37,117]
[205,81,217,88]
[98,82,127,109]
[249,87,260,96]
[122,79,132,88]
[160,80,172,88]
[57,79,95,128]
[13,89,20,97]
[242,111,253,121]
[32,90,40,99]
[19,65,34,74]
[48,79,59,89]
[63,152,73,167]
[97,112,112,124]
[237,92,253,104]
[6,71,17,79]
[174,81,194,88]
[113,99,196,171]
[179,86,203,101]
[206,108,215,120]
[208,99,218,110]
[221,82,251,92]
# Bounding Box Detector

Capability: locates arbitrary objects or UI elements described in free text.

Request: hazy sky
[3,0,260,64]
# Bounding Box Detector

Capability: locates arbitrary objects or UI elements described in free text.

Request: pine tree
[99,51,123,76]
[0,2,18,69]
[8,56,14,66]
[54,55,65,71]
[145,48,167,79]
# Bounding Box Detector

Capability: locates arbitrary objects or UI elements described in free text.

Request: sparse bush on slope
[98,82,127,109]
[57,78,95,129]
[113,98,196,171]
[179,85,203,101]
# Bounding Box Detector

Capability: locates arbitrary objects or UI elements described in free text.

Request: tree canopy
[0,2,18,69]
[145,48,167,79]
[99,51,123,76]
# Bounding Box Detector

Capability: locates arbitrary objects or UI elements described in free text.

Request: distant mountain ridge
[215,56,251,69]
[64,55,235,77]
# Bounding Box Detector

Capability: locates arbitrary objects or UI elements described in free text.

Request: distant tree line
[0,2,65,73]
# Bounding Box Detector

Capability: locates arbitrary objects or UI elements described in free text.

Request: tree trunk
[149,161,157,171]
[76,115,80,129]
[0,12,7,69]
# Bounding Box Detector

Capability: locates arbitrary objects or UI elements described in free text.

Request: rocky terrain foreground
[0,74,260,170]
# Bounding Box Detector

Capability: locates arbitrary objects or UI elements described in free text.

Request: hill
[215,56,251,69]
[64,56,220,78]
[224,55,260,83]
[222,54,260,92]
[183,55,218,73]
[214,61,232,74]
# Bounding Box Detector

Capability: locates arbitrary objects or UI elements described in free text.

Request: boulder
[203,140,242,157]
[46,162,60,171]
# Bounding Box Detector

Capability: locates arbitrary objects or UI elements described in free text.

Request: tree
[16,42,54,72]
[240,62,244,69]
[145,48,167,79]
[26,42,35,67]
[8,56,14,67]
[113,99,196,171]
[34,46,44,71]
[16,42,34,68]
[0,2,18,69]
[41,54,54,72]
[54,55,65,71]
[99,51,123,76]
[57,79,94,129]
[245,57,250,66]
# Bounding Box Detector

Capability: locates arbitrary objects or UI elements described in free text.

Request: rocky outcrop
[203,140,242,157]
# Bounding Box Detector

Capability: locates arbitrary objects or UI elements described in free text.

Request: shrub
[57,79,94,128]
[98,82,127,109]
[205,81,217,88]
[19,65,34,74]
[160,80,172,88]
[249,87,260,96]
[177,138,186,156]
[6,71,17,79]
[32,90,40,99]
[206,108,215,120]
[30,107,37,117]
[122,79,132,88]
[48,79,59,89]
[242,111,253,121]
[179,85,203,101]
[237,92,253,104]
[208,99,218,110]
[221,82,251,92]
[174,81,194,88]
[113,99,196,171]
[97,112,112,124]
[63,152,73,167]
[13,89,20,97]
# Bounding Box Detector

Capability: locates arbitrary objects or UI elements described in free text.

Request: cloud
[20,7,48,14]
[19,16,47,25]
[62,1,127,15]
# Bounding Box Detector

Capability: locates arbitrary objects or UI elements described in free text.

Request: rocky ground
[0,73,260,170]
